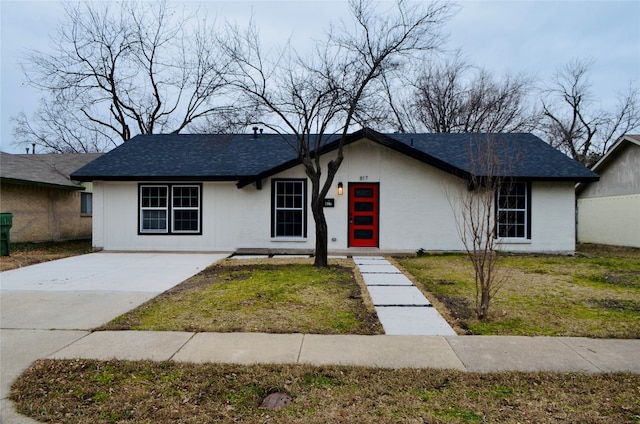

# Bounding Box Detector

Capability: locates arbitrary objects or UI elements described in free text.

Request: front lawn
[100,259,382,335]
[11,359,640,424]
[397,244,640,338]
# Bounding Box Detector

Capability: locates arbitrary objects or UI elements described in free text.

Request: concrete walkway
[353,256,456,335]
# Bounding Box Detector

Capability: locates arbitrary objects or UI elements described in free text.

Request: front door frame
[348,182,380,247]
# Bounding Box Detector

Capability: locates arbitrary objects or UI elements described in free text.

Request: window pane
[354,216,373,225]
[173,186,198,208]
[81,192,92,215]
[143,210,167,230]
[354,230,374,239]
[276,210,302,237]
[174,210,198,231]
[354,188,374,198]
[142,187,167,208]
[276,181,303,209]
[355,202,374,211]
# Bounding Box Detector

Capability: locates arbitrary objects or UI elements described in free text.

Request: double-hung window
[496,182,530,239]
[139,184,201,234]
[272,179,307,238]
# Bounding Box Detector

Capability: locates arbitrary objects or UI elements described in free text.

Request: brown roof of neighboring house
[0,152,103,190]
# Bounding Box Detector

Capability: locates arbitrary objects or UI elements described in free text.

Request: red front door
[348,183,379,247]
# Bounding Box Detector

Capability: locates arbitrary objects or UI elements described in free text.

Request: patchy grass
[99,259,382,335]
[396,244,640,338]
[11,359,640,424]
[0,240,93,271]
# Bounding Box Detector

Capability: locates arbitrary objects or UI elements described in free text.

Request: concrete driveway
[0,252,228,423]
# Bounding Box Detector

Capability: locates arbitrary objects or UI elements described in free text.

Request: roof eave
[70,175,246,183]
[0,177,85,191]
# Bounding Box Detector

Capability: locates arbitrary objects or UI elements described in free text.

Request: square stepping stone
[361,273,414,286]
[368,286,430,306]
[376,307,457,336]
[357,264,401,274]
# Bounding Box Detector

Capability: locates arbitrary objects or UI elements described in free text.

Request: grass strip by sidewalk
[12,359,640,424]
[396,244,640,338]
[0,240,93,271]
[100,259,383,335]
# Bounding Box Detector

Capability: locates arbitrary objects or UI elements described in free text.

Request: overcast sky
[1,0,639,153]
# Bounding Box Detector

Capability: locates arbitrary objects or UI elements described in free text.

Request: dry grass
[11,359,640,424]
[397,244,640,338]
[0,240,93,271]
[99,258,382,335]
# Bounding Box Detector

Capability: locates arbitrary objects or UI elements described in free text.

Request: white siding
[499,181,576,253]
[578,194,640,248]
[92,139,578,253]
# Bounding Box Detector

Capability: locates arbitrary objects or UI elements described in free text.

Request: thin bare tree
[540,58,640,166]
[445,136,518,320]
[13,0,238,153]
[224,0,455,267]
[384,54,538,134]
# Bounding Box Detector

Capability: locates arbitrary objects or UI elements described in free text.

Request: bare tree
[14,0,237,153]
[224,0,455,267]
[385,54,537,134]
[445,137,518,320]
[540,58,640,165]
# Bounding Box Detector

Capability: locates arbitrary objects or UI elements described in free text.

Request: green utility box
[1,213,13,256]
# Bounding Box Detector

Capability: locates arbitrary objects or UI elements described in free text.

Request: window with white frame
[496,182,530,239]
[272,179,307,238]
[139,184,201,234]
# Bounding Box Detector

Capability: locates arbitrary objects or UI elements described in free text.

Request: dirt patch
[601,271,640,288]
[587,298,640,313]
[432,294,473,333]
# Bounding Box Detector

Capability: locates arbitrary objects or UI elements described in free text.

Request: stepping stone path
[353,256,457,336]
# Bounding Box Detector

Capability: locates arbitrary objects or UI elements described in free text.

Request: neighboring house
[0,152,102,242]
[576,134,640,248]
[71,129,597,254]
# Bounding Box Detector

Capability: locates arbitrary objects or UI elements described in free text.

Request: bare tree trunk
[312,201,329,267]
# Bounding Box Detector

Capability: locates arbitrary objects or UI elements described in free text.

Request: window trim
[271,178,307,239]
[496,181,531,240]
[138,183,202,235]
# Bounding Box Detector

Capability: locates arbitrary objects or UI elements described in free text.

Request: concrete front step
[367,285,432,306]
[361,272,414,286]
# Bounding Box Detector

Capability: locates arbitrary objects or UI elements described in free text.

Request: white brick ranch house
[71,128,598,254]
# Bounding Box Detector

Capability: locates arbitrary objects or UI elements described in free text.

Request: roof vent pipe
[32,143,36,154]
[252,126,259,139]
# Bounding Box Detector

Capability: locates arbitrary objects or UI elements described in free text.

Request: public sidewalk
[48,330,640,373]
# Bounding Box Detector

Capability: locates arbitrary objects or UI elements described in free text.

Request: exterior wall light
[337,182,343,195]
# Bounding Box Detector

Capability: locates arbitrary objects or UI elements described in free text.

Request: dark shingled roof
[71,129,598,184]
